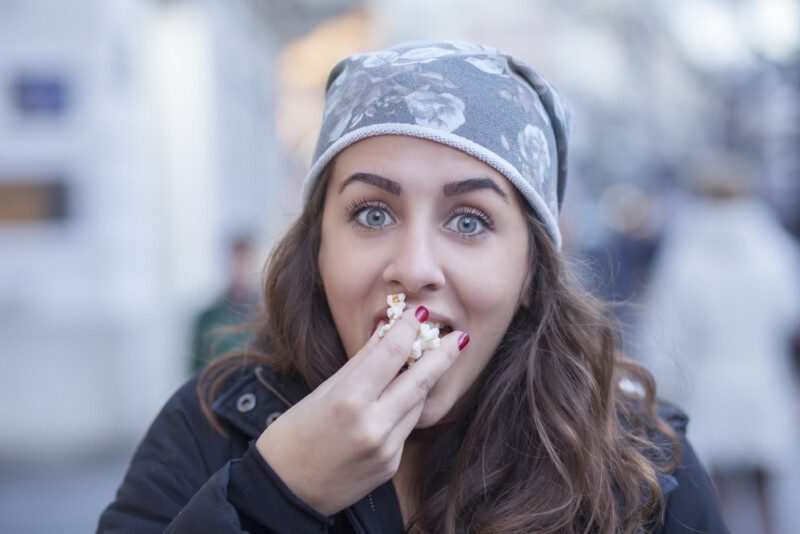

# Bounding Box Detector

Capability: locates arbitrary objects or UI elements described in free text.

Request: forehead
[330,135,517,197]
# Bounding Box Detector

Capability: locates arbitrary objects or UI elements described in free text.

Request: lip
[370,306,458,336]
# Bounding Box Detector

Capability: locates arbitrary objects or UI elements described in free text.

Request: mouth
[437,323,454,336]
[371,313,456,338]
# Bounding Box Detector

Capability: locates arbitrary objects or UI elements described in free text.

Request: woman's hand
[255,306,467,517]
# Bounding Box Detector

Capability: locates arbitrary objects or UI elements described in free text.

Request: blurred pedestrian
[638,155,800,533]
[189,236,259,372]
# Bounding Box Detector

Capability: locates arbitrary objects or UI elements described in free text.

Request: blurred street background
[1,0,799,532]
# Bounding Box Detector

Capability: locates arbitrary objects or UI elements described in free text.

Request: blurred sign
[0,179,68,224]
[10,73,71,117]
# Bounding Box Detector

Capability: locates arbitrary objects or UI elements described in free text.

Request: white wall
[0,0,292,461]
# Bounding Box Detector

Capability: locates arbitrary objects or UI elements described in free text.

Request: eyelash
[344,197,391,232]
[447,206,496,240]
[343,197,496,239]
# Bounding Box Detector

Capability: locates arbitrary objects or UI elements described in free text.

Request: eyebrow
[339,172,509,204]
[442,177,509,204]
[339,173,402,195]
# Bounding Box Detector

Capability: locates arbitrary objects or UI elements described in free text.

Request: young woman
[98,41,729,533]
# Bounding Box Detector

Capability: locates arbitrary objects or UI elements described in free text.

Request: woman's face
[318,135,530,428]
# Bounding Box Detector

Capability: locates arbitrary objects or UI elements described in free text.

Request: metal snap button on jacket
[236,393,256,413]
[265,411,282,427]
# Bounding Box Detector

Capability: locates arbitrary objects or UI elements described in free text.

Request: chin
[414,408,445,429]
[414,374,485,432]
[414,394,456,429]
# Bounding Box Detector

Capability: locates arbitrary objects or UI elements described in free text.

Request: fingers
[377,330,467,422]
[384,397,424,450]
[361,319,387,354]
[315,320,388,397]
[348,306,430,400]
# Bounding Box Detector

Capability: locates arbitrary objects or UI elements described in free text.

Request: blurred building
[0,0,309,462]
[0,0,168,461]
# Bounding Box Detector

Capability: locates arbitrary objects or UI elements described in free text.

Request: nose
[382,224,446,294]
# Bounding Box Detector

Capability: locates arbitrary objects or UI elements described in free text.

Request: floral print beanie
[302,40,573,249]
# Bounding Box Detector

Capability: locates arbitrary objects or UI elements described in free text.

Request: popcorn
[412,322,441,359]
[386,293,406,321]
[388,293,404,307]
[377,293,405,338]
[376,293,445,367]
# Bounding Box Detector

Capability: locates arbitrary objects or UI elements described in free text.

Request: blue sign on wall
[10,73,71,117]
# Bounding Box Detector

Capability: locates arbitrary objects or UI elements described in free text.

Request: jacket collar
[211,365,311,439]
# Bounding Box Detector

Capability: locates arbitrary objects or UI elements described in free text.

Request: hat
[302,40,572,248]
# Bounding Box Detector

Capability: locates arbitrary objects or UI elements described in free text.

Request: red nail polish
[415,306,429,323]
[457,332,470,351]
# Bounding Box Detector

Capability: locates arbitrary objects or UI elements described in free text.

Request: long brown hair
[198,163,680,533]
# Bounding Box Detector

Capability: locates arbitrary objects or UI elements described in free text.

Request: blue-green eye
[447,213,485,235]
[357,207,393,228]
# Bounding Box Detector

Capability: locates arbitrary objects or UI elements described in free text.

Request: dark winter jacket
[97,365,730,533]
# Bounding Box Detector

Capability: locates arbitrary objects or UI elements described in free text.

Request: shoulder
[650,402,730,533]
[618,400,698,496]
[621,400,687,497]
[99,365,314,532]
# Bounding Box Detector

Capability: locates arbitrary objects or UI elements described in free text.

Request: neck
[396,437,423,478]
[391,402,472,525]
[393,438,424,526]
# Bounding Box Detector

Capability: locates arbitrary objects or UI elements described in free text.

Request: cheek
[458,240,528,321]
[320,243,366,298]
[319,223,383,356]
[320,219,366,297]
[415,238,528,428]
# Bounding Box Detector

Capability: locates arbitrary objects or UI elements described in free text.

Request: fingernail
[415,306,429,323]
[371,320,384,335]
[457,332,470,351]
